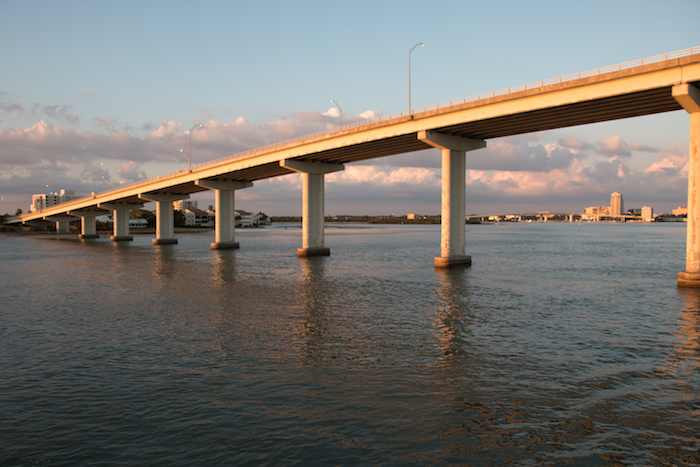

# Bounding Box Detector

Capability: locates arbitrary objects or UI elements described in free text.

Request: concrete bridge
[14,47,700,285]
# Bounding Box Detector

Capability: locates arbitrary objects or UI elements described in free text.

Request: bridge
[13,47,700,285]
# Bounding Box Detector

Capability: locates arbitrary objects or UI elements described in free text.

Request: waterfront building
[129,218,149,228]
[673,206,688,216]
[642,206,654,222]
[235,210,254,227]
[29,189,80,212]
[610,192,624,217]
[183,208,214,227]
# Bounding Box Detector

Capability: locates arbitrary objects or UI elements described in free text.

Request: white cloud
[150,120,184,138]
[323,107,340,118]
[644,143,688,176]
[0,105,690,215]
[120,161,147,182]
[328,165,439,186]
[359,110,381,119]
[466,136,583,172]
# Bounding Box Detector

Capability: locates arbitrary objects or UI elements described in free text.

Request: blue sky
[1,0,699,216]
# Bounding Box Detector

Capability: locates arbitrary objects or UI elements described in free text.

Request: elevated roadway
[15,47,700,283]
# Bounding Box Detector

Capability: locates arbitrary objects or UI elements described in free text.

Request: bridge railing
[29,46,700,216]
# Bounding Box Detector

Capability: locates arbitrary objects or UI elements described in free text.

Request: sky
[1,0,699,216]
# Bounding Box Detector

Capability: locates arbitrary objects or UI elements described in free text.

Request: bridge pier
[674,84,700,287]
[99,203,143,241]
[45,215,76,234]
[68,211,100,238]
[418,130,486,268]
[139,193,189,245]
[195,179,253,249]
[280,160,345,257]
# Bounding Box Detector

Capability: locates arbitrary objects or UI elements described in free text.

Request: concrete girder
[280,160,345,257]
[98,203,144,241]
[44,214,78,234]
[674,84,700,287]
[195,179,254,249]
[68,210,101,238]
[418,130,486,268]
[139,193,190,245]
[673,84,700,114]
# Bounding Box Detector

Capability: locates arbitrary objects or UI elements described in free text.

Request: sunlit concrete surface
[14,51,700,274]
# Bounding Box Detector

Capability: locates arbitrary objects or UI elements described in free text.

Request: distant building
[610,192,624,217]
[174,200,198,211]
[30,189,80,212]
[585,206,609,215]
[129,218,149,228]
[183,208,213,227]
[235,210,253,227]
[407,213,418,220]
[628,208,642,216]
[673,206,688,216]
[642,206,654,222]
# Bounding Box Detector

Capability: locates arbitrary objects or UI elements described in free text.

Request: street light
[184,123,203,172]
[180,148,190,171]
[409,42,424,117]
[330,99,342,127]
[92,162,102,197]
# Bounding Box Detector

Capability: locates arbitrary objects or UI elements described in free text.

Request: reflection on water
[434,268,474,362]
[1,224,699,465]
[213,248,237,286]
[153,244,177,278]
[676,288,700,395]
[294,257,329,355]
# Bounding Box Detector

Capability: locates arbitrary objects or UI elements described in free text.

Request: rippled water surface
[1,222,699,465]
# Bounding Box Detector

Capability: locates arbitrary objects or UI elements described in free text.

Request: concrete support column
[57,219,70,233]
[442,148,467,258]
[674,84,700,287]
[280,159,345,257]
[418,130,486,268]
[195,179,253,249]
[139,193,190,245]
[68,211,100,238]
[99,203,143,241]
[46,215,75,234]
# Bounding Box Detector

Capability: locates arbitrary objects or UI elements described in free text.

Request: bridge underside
[118,82,699,197]
[15,53,700,281]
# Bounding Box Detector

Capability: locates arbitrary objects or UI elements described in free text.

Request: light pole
[409,42,424,117]
[92,162,102,197]
[180,148,190,171]
[330,99,342,127]
[185,123,203,172]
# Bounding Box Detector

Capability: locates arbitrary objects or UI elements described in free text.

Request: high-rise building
[173,200,198,211]
[610,192,624,217]
[29,189,79,212]
[642,206,653,222]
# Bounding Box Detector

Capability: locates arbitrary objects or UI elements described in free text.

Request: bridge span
[16,47,700,285]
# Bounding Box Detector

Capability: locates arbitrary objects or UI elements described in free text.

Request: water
[1,222,699,466]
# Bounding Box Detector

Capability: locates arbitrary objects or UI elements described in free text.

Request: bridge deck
[19,52,700,220]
